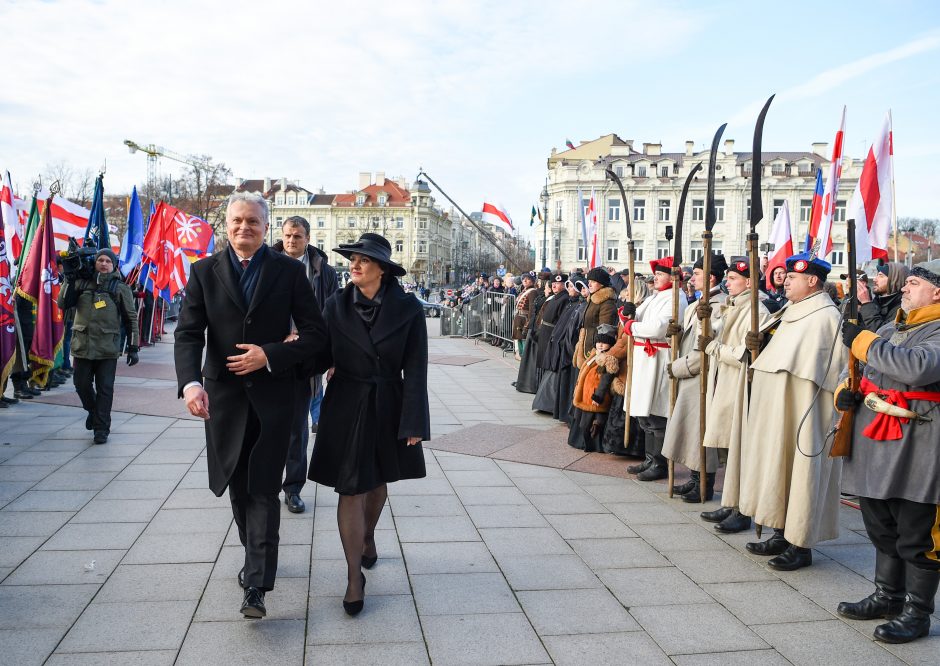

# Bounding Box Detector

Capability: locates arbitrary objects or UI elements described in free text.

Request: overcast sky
[2,0,938,238]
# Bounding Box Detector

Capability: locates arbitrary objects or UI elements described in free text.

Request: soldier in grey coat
[836,258,940,644]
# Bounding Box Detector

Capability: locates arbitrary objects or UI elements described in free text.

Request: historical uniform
[738,253,845,570]
[835,259,940,644]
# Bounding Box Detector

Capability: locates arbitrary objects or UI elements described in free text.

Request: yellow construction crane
[123,139,211,201]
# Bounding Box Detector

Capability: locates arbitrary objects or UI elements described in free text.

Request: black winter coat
[308,281,430,494]
[549,297,584,372]
[174,247,327,496]
[270,241,340,313]
[536,294,571,370]
[859,291,902,332]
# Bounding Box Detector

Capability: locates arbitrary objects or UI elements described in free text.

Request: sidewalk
[0,322,937,665]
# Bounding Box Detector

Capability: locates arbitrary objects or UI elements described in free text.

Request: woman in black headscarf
[309,233,430,616]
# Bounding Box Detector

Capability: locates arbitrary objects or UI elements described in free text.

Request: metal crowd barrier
[440,291,516,347]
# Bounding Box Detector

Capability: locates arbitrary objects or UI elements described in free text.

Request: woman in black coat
[309,233,430,616]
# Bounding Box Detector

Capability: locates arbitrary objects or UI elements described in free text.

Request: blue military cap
[785,252,831,281]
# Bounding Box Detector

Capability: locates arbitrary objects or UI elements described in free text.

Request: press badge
[94,299,107,309]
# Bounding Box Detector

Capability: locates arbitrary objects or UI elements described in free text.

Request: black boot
[673,471,697,496]
[837,552,905,620]
[746,528,789,556]
[701,506,733,523]
[627,454,654,475]
[873,566,938,644]
[715,509,752,534]
[681,473,715,503]
[768,544,813,571]
[13,379,33,400]
[637,456,668,481]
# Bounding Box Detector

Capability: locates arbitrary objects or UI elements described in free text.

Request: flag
[481,201,513,231]
[578,186,588,255]
[175,210,214,257]
[14,196,41,285]
[766,200,794,291]
[848,111,893,263]
[120,186,144,271]
[0,199,16,389]
[141,201,190,298]
[565,139,575,150]
[807,106,846,260]
[804,169,824,251]
[587,188,599,268]
[84,173,110,251]
[35,193,90,252]
[14,195,63,386]
[529,205,543,227]
[1,171,22,266]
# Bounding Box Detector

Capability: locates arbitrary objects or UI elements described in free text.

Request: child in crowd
[568,323,619,452]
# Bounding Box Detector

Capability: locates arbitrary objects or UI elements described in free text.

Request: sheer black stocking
[363,484,387,560]
[337,495,366,604]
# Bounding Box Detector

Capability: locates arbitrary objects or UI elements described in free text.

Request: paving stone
[0,465,56,482]
[114,463,190,481]
[815,543,876,579]
[26,439,91,453]
[454,485,532,505]
[71,498,163,523]
[437,454,500,471]
[546,513,636,539]
[480,526,572,556]
[568,537,671,569]
[42,522,146,550]
[194,575,308,621]
[389,494,467,517]
[465,503,549,528]
[132,448,201,465]
[401,541,499,575]
[4,548,124,585]
[0,510,72,537]
[512,475,587,495]
[411,572,519,615]
[606,501,693,525]
[0,535,45,568]
[145,507,233,534]
[306,594,422,645]
[176,619,305,665]
[124,530,226,564]
[58,599,198,653]
[45,650,177,665]
[663,548,778,584]
[5,489,96,512]
[0,583,99,629]
[311,557,411,596]
[671,650,792,665]
[305,641,430,666]
[704,580,832,625]
[600,566,713,607]
[394,515,479,542]
[3,450,79,466]
[631,603,768,655]
[161,487,229,509]
[631,522,730,552]
[422,612,549,665]
[95,479,180,500]
[444,469,513,487]
[518,588,639,635]
[79,443,148,458]
[313,505,393,532]
[527,492,608,515]
[0,627,68,666]
[310,528,401,561]
[385,478,455,495]
[97,563,213,602]
[497,553,603,590]
[59,456,135,473]
[542,632,672,665]
[33,471,118,491]
[752,619,904,665]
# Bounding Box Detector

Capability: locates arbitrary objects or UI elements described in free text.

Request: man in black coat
[175,192,326,619]
[859,261,910,332]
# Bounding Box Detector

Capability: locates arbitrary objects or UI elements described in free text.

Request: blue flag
[120,186,144,271]
[84,174,110,250]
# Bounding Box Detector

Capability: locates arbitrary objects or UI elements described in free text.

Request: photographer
[57,248,139,444]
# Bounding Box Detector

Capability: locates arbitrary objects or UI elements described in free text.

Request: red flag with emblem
[141,201,190,298]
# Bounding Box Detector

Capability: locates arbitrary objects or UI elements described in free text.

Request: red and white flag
[811,106,846,260]
[481,201,513,231]
[765,200,794,291]
[0,171,21,266]
[587,188,599,268]
[33,190,91,252]
[848,111,893,262]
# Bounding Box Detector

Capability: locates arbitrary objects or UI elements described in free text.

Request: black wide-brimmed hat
[333,233,406,277]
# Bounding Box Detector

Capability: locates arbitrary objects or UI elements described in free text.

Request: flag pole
[889,110,898,263]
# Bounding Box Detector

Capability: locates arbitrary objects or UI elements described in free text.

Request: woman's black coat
[309,281,430,494]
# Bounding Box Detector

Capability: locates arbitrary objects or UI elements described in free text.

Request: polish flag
[809,106,846,260]
[765,200,794,291]
[481,201,513,231]
[1,172,21,265]
[848,111,893,263]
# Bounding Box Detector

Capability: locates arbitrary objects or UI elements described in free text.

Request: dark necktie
[241,259,249,269]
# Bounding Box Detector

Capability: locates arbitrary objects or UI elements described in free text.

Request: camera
[61,238,98,280]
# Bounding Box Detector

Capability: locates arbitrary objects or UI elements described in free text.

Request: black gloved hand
[590,391,605,405]
[745,331,763,354]
[126,345,139,367]
[841,320,864,348]
[589,420,602,438]
[619,301,637,318]
[835,388,862,412]
[665,321,682,338]
[696,303,713,321]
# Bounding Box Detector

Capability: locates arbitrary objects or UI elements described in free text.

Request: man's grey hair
[282,215,310,237]
[227,191,269,225]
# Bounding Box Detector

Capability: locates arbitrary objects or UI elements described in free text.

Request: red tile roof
[334,178,412,207]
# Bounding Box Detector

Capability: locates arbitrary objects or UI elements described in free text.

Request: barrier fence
[440,292,517,347]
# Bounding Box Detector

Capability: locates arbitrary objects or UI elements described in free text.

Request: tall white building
[536,134,862,273]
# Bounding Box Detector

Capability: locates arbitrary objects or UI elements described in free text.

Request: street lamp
[540,182,549,269]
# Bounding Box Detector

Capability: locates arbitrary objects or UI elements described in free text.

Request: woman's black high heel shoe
[343,573,366,616]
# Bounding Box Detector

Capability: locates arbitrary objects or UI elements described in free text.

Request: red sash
[858,376,940,441]
[635,340,670,357]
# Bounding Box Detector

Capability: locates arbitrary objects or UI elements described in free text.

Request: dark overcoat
[174,247,327,496]
[308,281,430,495]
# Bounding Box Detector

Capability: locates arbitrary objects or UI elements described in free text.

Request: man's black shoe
[627,454,653,475]
[636,462,668,482]
[700,506,733,523]
[873,567,938,644]
[85,413,94,430]
[673,471,697,496]
[746,530,789,556]
[838,592,904,621]
[286,493,305,514]
[240,587,266,618]
[93,431,108,445]
[768,545,813,571]
[27,386,41,396]
[14,388,33,400]
[1,395,19,405]
[715,510,752,534]
[238,568,245,588]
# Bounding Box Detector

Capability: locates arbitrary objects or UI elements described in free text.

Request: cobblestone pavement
[1,321,938,665]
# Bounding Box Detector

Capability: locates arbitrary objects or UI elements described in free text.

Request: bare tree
[42,161,97,206]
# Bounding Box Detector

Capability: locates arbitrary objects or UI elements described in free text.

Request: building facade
[537,134,863,273]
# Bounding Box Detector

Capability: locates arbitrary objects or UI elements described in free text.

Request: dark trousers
[72,357,117,433]
[12,296,34,382]
[229,405,281,591]
[282,380,313,495]
[860,496,940,572]
[637,415,668,460]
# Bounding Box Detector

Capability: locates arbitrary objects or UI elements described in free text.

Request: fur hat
[594,323,618,346]
[693,253,729,279]
[586,267,611,287]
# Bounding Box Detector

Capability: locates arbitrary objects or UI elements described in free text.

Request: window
[275,193,284,205]
[607,198,620,222]
[356,194,365,205]
[743,162,753,176]
[553,236,561,262]
[660,166,669,178]
[772,199,785,219]
[771,163,785,175]
[554,200,563,221]
[317,217,325,228]
[656,240,670,259]
[659,199,671,222]
[673,164,680,176]
[577,240,586,262]
[746,198,751,220]
[615,166,624,177]
[606,241,619,262]
[711,242,723,255]
[834,200,846,223]
[395,216,404,228]
[633,199,645,222]
[275,216,283,225]
[714,199,724,222]
[830,243,845,266]
[632,247,644,261]
[378,194,387,205]
[636,165,647,177]
[395,240,403,253]
[689,240,704,262]
[418,218,428,230]
[316,239,325,252]
[418,241,427,253]
[347,216,356,228]
[692,199,704,222]
[799,200,813,222]
[287,195,295,205]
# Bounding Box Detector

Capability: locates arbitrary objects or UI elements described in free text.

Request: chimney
[724,139,734,156]
[643,142,661,156]
[262,177,271,194]
[685,141,694,157]
[359,172,372,190]
[375,171,385,185]
[812,142,828,158]
[279,177,287,192]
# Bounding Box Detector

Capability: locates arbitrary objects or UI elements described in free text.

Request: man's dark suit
[174,245,326,590]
